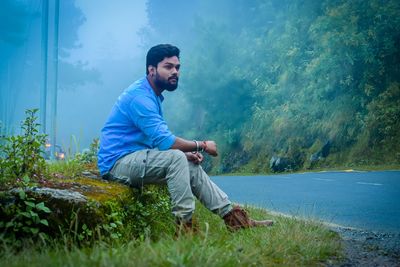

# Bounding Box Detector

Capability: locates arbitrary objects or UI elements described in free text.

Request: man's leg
[109,149,273,231]
[109,149,195,222]
[187,161,232,217]
[188,161,273,231]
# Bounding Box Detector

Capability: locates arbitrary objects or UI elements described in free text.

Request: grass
[0,143,344,267]
[47,159,86,179]
[223,163,400,177]
[0,203,342,267]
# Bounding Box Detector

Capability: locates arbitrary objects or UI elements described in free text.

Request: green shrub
[77,138,99,164]
[121,185,173,240]
[0,109,47,186]
[0,176,51,247]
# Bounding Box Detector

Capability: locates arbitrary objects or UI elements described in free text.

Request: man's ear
[148,65,156,76]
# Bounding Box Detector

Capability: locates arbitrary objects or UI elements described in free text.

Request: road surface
[212,170,400,233]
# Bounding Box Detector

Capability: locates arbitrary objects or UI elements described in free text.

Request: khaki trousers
[109,149,232,221]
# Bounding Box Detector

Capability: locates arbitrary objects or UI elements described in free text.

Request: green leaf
[29,210,38,218]
[110,233,120,239]
[30,227,39,234]
[36,202,51,213]
[24,201,35,208]
[42,206,51,213]
[22,175,30,184]
[40,219,49,226]
[20,211,31,218]
[18,190,26,200]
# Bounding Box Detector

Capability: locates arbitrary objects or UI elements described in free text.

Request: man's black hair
[146,44,180,74]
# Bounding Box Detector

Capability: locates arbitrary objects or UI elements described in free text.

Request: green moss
[73,177,131,203]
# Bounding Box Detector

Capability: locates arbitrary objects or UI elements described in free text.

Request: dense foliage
[144,0,400,173]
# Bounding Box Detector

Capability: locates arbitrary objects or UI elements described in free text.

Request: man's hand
[204,141,218,156]
[185,152,204,164]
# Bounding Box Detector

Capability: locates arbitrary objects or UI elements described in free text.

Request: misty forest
[1,0,400,174]
[153,0,400,173]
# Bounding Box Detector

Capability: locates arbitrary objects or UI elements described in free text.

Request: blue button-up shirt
[98,77,176,175]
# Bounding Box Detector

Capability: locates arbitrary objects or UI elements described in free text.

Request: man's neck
[146,75,163,96]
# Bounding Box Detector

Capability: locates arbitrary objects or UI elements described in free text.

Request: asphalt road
[212,170,400,233]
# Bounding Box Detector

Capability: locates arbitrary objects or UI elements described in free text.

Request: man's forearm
[170,137,197,152]
[170,137,218,156]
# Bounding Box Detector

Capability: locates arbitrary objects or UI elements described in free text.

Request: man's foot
[223,206,274,231]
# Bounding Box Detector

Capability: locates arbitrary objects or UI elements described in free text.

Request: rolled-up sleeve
[129,94,176,150]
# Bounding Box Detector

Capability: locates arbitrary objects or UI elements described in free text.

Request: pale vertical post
[50,0,60,160]
[40,0,49,135]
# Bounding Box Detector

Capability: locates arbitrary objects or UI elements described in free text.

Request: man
[98,44,273,232]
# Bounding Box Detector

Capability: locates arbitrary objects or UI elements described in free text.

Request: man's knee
[169,149,187,165]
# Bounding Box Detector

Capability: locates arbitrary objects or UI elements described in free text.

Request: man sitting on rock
[98,44,273,232]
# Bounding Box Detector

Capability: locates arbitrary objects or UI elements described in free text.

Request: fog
[57,0,149,153]
[1,0,399,171]
[1,0,148,153]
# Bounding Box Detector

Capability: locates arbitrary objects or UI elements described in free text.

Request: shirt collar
[143,76,164,102]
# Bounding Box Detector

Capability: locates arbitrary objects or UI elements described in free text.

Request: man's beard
[155,72,179,91]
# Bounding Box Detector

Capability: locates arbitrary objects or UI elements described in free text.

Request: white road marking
[356,182,383,186]
[313,178,335,182]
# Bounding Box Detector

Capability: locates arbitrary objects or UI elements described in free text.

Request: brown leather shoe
[223,206,274,231]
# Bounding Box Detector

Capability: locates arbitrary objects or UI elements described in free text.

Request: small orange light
[45,143,51,148]
[59,153,65,160]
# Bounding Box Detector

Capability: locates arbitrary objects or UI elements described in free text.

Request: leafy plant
[75,138,99,165]
[123,185,173,240]
[77,223,93,242]
[0,176,51,244]
[100,211,123,240]
[69,186,171,244]
[0,109,47,185]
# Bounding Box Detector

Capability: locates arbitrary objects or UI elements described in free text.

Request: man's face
[152,56,180,91]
